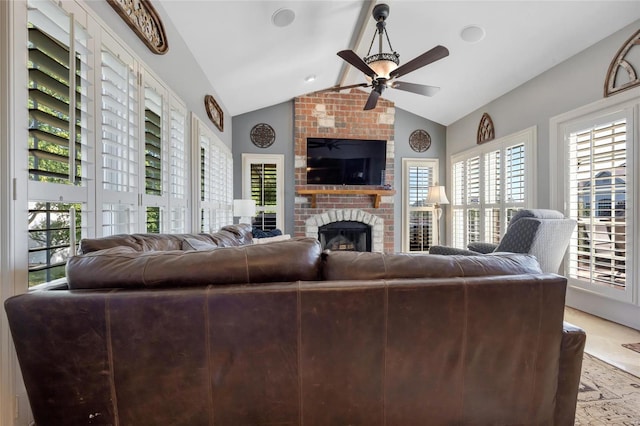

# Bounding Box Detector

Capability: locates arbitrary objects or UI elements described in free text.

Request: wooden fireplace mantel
[297,188,396,209]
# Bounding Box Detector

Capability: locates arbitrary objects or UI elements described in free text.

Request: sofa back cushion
[79,224,253,253]
[321,251,542,281]
[67,237,321,290]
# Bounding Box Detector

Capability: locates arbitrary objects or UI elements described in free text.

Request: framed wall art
[204,94,224,131]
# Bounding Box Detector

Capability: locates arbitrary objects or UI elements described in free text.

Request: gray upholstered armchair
[430,209,577,273]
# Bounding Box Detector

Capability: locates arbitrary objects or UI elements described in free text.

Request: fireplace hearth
[318,221,372,252]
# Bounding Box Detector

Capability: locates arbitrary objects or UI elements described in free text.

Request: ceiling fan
[325,3,449,110]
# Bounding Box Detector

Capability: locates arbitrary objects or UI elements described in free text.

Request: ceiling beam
[337,0,376,87]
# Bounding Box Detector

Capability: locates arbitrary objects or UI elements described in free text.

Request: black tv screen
[306,138,387,186]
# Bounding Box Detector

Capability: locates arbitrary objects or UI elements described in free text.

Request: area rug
[622,343,640,354]
[575,353,640,425]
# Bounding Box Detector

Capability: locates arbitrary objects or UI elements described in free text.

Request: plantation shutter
[100,40,138,236]
[197,120,233,233]
[251,163,278,230]
[27,0,92,286]
[200,138,212,232]
[450,128,534,251]
[452,160,465,248]
[506,143,525,204]
[28,0,92,185]
[405,162,436,252]
[466,156,481,244]
[484,150,501,243]
[568,118,627,289]
[169,101,188,233]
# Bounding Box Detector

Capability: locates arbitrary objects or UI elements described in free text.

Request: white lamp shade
[426,186,450,205]
[233,199,256,217]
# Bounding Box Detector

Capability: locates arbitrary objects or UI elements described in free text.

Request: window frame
[401,158,439,253]
[450,126,537,249]
[242,153,284,231]
[193,114,233,233]
[550,89,638,305]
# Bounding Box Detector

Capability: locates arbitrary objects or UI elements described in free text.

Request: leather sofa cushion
[67,237,322,290]
[321,251,543,281]
[79,224,253,253]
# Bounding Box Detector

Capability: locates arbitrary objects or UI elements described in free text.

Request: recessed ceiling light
[272,8,295,28]
[460,25,485,43]
[305,75,316,83]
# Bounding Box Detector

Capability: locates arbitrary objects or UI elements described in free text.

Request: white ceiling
[158,1,640,125]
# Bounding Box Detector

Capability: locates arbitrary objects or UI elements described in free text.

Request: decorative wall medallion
[250,123,276,148]
[106,0,168,55]
[204,95,224,131]
[604,28,640,97]
[409,129,431,152]
[477,113,495,144]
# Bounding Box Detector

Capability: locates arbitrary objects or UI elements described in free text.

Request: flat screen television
[306,137,387,186]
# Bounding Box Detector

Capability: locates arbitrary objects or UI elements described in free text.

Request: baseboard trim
[566,286,640,330]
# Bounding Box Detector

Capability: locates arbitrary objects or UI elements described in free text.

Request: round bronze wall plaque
[409,129,431,152]
[250,123,276,148]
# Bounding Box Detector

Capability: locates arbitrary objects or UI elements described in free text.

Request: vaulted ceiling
[157,1,640,125]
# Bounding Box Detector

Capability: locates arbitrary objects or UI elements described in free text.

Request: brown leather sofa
[5,229,586,425]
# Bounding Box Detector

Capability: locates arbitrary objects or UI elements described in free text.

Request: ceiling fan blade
[363,90,380,110]
[337,50,378,79]
[392,81,440,97]
[389,45,449,79]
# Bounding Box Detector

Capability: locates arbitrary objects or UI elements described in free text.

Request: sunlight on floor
[565,307,640,377]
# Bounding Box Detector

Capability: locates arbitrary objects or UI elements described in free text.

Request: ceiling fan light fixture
[364,52,399,79]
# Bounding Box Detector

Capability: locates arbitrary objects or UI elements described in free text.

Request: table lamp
[233,199,256,225]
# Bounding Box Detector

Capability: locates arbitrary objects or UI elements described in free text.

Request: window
[196,115,232,232]
[554,105,635,303]
[20,0,198,288]
[451,127,536,249]
[242,154,284,231]
[99,36,138,236]
[27,0,93,286]
[168,100,188,233]
[402,159,438,252]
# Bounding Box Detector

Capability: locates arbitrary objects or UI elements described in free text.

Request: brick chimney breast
[294,90,395,253]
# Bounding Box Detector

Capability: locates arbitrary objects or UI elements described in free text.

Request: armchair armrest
[467,242,498,254]
[429,246,481,256]
[554,322,586,425]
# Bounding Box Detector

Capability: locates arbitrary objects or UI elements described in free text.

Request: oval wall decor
[204,95,224,131]
[477,113,495,144]
[107,0,168,55]
[250,123,276,148]
[409,129,431,152]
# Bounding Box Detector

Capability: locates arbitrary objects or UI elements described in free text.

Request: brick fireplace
[294,90,395,252]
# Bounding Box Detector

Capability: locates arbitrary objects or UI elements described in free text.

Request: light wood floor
[564,306,640,377]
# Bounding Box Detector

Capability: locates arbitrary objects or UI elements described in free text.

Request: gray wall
[445,20,640,329]
[446,19,640,211]
[232,101,295,234]
[85,1,230,148]
[393,108,447,250]
[232,102,447,251]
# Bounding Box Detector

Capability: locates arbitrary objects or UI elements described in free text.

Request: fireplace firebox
[318,221,371,252]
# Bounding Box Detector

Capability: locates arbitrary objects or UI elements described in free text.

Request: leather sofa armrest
[554,321,586,425]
